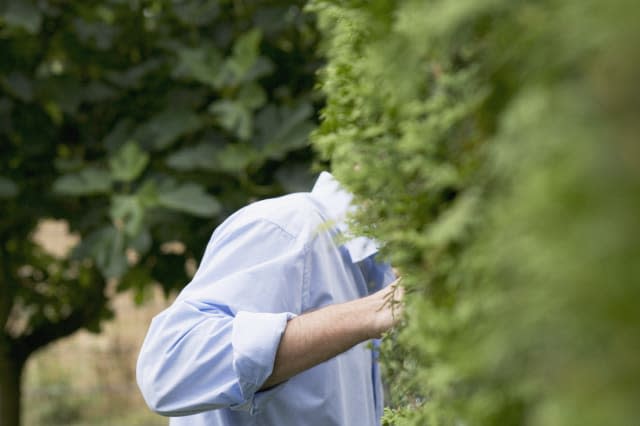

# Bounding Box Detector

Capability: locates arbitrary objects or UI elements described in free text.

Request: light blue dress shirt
[137,172,395,425]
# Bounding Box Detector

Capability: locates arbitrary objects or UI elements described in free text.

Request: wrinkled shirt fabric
[136,172,395,425]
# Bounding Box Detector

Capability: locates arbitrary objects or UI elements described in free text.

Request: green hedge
[309,1,640,425]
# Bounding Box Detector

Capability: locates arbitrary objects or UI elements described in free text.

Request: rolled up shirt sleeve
[230,310,296,414]
[136,218,306,417]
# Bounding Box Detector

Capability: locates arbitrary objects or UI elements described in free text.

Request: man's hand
[370,277,405,337]
[261,276,405,390]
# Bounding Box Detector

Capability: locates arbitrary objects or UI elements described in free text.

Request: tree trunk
[0,345,24,426]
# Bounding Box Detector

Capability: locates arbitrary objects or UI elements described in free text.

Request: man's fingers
[382,278,405,312]
[388,276,404,301]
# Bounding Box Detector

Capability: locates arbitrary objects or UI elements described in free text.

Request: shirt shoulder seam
[255,217,298,240]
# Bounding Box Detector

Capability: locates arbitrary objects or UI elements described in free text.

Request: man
[137,172,402,425]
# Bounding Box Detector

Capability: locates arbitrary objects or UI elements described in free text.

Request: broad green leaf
[136,179,159,208]
[2,0,42,33]
[0,97,11,115]
[110,195,145,236]
[109,141,149,182]
[83,81,117,103]
[1,72,33,102]
[118,266,154,304]
[72,226,128,279]
[0,176,18,198]
[54,157,84,173]
[209,100,253,140]
[216,29,273,87]
[43,100,63,125]
[158,183,221,217]
[173,44,224,88]
[53,167,112,195]
[133,109,205,150]
[242,57,274,83]
[36,77,84,114]
[237,83,267,110]
[168,142,255,174]
[215,143,256,173]
[105,59,164,89]
[73,17,117,50]
[166,142,219,171]
[231,29,262,74]
[93,227,127,279]
[103,119,135,152]
[255,102,314,159]
[252,6,295,35]
[128,228,152,256]
[171,0,220,28]
[275,164,316,193]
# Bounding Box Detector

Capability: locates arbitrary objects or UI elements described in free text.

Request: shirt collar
[310,172,379,263]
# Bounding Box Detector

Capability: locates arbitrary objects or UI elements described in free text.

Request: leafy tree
[310,0,639,425]
[0,1,320,424]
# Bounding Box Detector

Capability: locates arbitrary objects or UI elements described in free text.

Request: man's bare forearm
[261,281,402,389]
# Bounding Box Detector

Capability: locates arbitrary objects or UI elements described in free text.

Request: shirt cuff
[230,310,296,415]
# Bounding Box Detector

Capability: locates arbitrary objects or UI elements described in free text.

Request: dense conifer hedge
[310,1,640,424]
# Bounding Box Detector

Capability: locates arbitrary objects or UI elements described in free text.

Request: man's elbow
[137,354,230,417]
[137,361,168,415]
[136,352,182,416]
[137,370,194,416]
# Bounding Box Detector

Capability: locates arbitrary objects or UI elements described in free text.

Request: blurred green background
[1,1,321,424]
[2,1,639,425]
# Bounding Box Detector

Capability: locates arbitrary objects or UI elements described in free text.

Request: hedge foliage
[310,0,640,425]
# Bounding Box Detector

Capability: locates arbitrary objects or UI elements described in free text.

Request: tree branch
[0,257,15,334]
[15,272,108,359]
